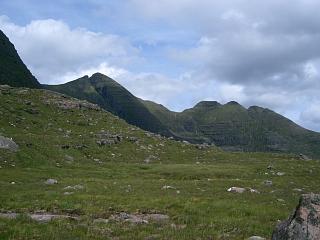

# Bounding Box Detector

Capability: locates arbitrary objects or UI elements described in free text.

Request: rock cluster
[43,93,100,111]
[95,130,123,146]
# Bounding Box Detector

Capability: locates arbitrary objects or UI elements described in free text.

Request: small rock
[277,172,285,176]
[248,237,266,240]
[249,188,260,194]
[63,185,84,190]
[227,187,246,193]
[64,155,74,161]
[93,218,109,224]
[0,136,19,151]
[63,192,74,195]
[45,179,58,185]
[264,180,273,186]
[267,165,273,170]
[162,185,176,190]
[299,154,311,161]
[144,234,161,240]
[293,188,303,192]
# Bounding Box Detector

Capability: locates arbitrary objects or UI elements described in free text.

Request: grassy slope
[1,86,320,239]
[0,30,40,88]
[44,73,169,136]
[143,100,320,158]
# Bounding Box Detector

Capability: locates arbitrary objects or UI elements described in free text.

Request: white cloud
[58,62,129,85]
[300,103,320,131]
[0,15,139,84]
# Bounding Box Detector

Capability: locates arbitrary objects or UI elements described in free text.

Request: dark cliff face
[0,30,40,88]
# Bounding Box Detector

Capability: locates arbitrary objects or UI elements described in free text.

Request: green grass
[0,86,319,239]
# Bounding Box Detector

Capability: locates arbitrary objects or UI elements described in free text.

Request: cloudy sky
[1,0,320,131]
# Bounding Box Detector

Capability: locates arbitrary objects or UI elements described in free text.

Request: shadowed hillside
[0,30,40,88]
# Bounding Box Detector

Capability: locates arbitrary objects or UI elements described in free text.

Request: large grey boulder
[272,194,320,240]
[0,136,18,151]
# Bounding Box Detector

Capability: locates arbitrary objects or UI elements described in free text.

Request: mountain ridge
[1,28,320,157]
[141,96,320,157]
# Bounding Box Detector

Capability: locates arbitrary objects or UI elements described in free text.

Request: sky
[1,0,320,131]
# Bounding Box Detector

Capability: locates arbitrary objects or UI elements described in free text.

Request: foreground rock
[0,136,18,151]
[0,212,79,222]
[272,193,320,240]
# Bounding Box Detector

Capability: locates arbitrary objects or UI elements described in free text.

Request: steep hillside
[143,100,320,157]
[0,30,40,88]
[44,73,169,136]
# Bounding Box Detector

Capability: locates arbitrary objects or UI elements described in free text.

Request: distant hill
[142,99,320,157]
[43,73,170,135]
[44,73,320,157]
[0,30,40,88]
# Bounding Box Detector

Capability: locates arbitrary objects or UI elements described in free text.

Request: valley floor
[1,155,319,239]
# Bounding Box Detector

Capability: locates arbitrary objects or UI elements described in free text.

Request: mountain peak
[90,72,107,78]
[194,101,221,109]
[225,101,241,106]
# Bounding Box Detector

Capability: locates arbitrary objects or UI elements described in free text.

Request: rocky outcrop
[272,194,320,240]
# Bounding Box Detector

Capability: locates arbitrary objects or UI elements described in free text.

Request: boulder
[0,136,18,151]
[272,193,320,240]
